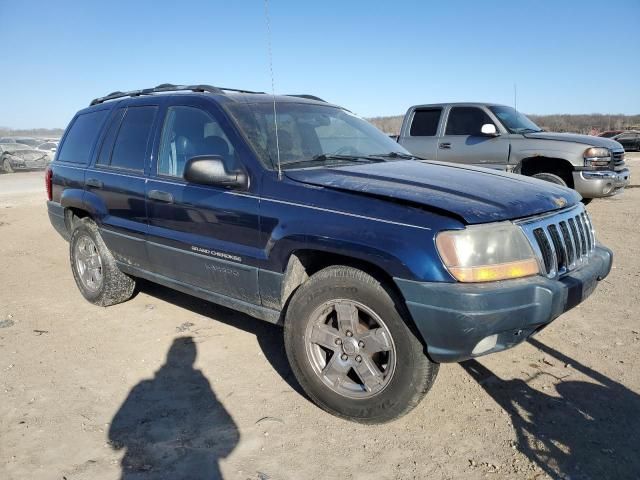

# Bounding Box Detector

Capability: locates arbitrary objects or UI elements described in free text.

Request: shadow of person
[462,340,640,479]
[108,336,239,479]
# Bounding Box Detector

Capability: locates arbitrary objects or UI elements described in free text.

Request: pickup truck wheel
[69,218,136,307]
[284,266,439,423]
[532,172,567,187]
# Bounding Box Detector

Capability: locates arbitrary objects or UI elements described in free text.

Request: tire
[532,172,568,187]
[69,217,136,306]
[3,158,13,174]
[284,266,439,423]
[581,198,593,206]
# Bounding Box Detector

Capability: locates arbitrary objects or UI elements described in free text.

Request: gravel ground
[1,155,639,480]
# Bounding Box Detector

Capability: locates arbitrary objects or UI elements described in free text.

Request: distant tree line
[367,114,640,136]
[0,127,65,139]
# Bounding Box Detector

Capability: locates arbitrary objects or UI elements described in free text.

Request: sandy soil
[1,158,639,480]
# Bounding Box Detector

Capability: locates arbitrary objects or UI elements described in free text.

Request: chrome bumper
[572,168,630,198]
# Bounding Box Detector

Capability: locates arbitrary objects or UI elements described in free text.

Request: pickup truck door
[398,107,442,160]
[145,99,261,304]
[436,106,510,169]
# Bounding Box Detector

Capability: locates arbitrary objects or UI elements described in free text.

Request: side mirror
[184,155,248,189]
[480,123,499,136]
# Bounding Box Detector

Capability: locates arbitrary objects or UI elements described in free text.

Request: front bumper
[395,245,612,363]
[573,169,630,198]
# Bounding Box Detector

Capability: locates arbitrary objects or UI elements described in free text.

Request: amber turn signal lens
[448,258,540,282]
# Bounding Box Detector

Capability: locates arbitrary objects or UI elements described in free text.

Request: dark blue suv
[46,84,612,423]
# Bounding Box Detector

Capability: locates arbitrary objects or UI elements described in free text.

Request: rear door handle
[86,178,103,188]
[148,189,174,203]
[439,143,451,150]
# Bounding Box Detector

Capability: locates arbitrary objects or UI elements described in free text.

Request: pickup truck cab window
[409,108,441,136]
[445,106,495,136]
[158,105,237,177]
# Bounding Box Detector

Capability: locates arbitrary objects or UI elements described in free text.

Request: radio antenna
[514,83,518,111]
[264,0,282,179]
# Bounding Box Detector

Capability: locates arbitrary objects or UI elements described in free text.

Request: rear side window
[445,107,494,136]
[97,108,126,166]
[57,110,109,163]
[108,106,157,171]
[410,109,441,136]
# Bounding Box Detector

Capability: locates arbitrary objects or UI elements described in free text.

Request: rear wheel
[2,158,13,173]
[69,218,136,306]
[284,266,439,423]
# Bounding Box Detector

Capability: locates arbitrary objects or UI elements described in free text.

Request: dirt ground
[1,156,639,480]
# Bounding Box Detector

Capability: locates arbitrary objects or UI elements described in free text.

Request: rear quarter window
[57,110,109,164]
[410,109,442,136]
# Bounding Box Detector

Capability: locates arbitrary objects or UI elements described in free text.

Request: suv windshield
[226,101,411,170]
[489,106,542,134]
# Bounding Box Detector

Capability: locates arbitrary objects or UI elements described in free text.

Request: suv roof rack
[89,83,266,106]
[286,94,327,103]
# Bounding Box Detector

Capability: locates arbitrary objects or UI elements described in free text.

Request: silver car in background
[0,143,51,173]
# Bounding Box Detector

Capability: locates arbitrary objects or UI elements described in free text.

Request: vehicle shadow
[462,338,640,479]
[109,336,240,479]
[137,280,305,397]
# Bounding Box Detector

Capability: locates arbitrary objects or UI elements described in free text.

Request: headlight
[584,147,611,167]
[436,222,539,282]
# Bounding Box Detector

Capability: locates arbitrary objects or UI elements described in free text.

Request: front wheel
[284,266,439,423]
[2,157,13,173]
[532,172,568,187]
[69,218,136,306]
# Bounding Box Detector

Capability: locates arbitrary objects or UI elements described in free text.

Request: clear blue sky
[1,0,638,129]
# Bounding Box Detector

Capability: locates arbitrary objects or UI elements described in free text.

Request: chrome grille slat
[576,215,587,256]
[516,204,596,279]
[568,218,582,264]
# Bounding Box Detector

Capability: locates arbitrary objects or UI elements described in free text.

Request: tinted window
[109,106,157,171]
[445,107,495,136]
[57,110,109,163]
[97,108,125,166]
[410,109,441,136]
[158,106,236,177]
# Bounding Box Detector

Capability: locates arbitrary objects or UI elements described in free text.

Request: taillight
[45,167,53,201]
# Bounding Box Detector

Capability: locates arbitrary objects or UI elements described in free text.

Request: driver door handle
[148,190,174,203]
[439,142,451,150]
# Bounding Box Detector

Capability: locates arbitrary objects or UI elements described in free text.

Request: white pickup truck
[397,103,630,201]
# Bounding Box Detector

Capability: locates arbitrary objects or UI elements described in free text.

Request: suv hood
[524,131,623,149]
[286,160,580,225]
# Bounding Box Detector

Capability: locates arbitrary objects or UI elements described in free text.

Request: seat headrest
[202,135,230,157]
[174,136,195,156]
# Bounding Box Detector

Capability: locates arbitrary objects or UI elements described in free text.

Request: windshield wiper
[282,154,384,170]
[516,128,542,134]
[367,151,423,160]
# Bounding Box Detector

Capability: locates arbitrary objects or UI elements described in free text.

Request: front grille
[517,204,595,278]
[611,149,626,171]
